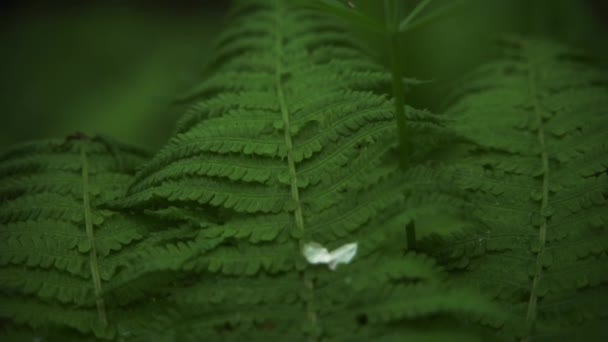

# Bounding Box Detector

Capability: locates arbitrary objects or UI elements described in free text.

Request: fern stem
[384,0,408,169]
[523,54,549,341]
[274,1,319,339]
[389,32,409,170]
[406,220,416,251]
[80,145,108,327]
[386,0,413,250]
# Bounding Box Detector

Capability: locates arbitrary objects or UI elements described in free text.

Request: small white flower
[302,241,358,270]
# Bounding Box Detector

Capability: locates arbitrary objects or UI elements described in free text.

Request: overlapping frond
[430,38,608,340]
[0,137,168,339]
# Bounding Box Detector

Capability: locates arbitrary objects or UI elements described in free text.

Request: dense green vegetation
[1,0,606,341]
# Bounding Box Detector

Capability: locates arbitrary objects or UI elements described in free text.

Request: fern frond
[431,38,608,340]
[113,0,499,340]
[0,137,165,339]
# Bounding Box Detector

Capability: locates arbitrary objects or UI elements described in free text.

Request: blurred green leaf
[299,0,387,35]
[400,0,467,33]
[398,0,433,32]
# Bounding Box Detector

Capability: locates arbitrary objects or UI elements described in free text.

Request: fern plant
[0,136,179,340]
[426,38,608,341]
[104,0,498,340]
[2,1,607,341]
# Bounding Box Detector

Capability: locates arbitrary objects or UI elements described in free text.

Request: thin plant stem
[389,32,409,170]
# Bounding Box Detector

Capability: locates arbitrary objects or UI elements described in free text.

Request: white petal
[302,242,332,264]
[302,241,358,270]
[327,243,358,270]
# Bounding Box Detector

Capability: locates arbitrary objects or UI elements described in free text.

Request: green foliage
[0,136,181,340]
[1,1,607,342]
[426,38,608,340]
[304,0,462,170]
[108,0,497,340]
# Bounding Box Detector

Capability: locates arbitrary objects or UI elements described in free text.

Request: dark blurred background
[0,0,230,149]
[0,0,606,150]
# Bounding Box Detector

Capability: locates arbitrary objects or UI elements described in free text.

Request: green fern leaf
[0,137,167,339]
[114,0,500,340]
[430,38,608,340]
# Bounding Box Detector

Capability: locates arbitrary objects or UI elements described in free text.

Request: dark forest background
[0,0,606,149]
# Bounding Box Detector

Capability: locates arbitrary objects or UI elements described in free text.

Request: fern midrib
[523,55,550,341]
[80,145,107,327]
[273,1,319,340]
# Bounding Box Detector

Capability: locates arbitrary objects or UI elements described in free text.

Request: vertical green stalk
[385,0,413,249]
[385,0,409,170]
[406,220,416,251]
[80,145,108,327]
[384,0,400,27]
[389,32,409,170]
